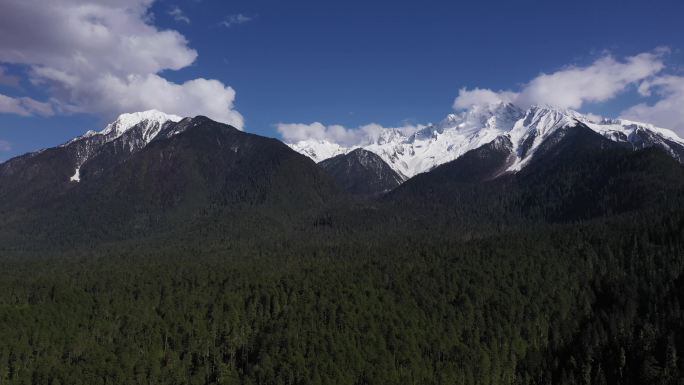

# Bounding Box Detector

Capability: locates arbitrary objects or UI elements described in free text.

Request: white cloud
[168,6,190,24]
[277,122,338,143]
[0,140,12,152]
[277,122,425,146]
[453,88,517,109]
[454,51,666,111]
[221,14,253,28]
[582,113,604,123]
[0,0,243,128]
[79,74,243,127]
[621,75,684,133]
[0,94,54,117]
[516,52,665,109]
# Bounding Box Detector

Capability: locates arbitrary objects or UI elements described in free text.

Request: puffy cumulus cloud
[454,50,667,111]
[0,0,195,79]
[276,122,370,146]
[277,122,425,146]
[64,74,243,128]
[0,0,243,128]
[621,75,684,133]
[277,122,349,144]
[516,52,665,109]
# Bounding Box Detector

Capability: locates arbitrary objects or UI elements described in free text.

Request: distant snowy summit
[287,103,684,178]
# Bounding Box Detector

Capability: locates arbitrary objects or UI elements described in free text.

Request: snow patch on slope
[69,167,80,182]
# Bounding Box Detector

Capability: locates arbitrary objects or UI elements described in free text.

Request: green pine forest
[2,213,684,384]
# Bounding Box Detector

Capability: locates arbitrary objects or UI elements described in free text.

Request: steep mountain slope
[387,122,684,224]
[318,148,403,196]
[79,116,338,211]
[288,103,684,178]
[64,110,183,181]
[0,110,180,208]
[0,115,340,247]
[391,135,516,199]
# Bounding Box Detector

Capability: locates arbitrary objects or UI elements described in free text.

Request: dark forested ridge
[1,118,684,385]
[318,148,403,197]
[0,117,340,250]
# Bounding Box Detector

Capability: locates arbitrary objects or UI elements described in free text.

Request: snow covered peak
[100,110,183,139]
[433,102,523,132]
[287,103,684,179]
[289,139,347,163]
[510,105,580,143]
[528,104,584,118]
[599,118,684,144]
[59,110,185,182]
[505,107,581,171]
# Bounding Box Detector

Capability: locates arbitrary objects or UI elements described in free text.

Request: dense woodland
[2,211,684,385]
[1,122,684,384]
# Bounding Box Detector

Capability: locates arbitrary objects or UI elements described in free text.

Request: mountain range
[4,103,683,199]
[288,103,684,178]
[1,104,684,249]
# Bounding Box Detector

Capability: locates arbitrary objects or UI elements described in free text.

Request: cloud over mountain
[454,50,667,110]
[277,122,424,146]
[280,49,681,148]
[622,75,684,132]
[0,94,53,117]
[0,0,243,128]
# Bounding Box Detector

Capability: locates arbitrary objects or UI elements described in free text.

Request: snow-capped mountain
[4,105,683,191]
[99,110,183,142]
[61,110,182,181]
[286,103,684,178]
[0,114,340,241]
[2,107,683,244]
[288,140,348,163]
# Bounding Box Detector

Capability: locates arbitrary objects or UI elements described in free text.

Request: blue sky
[1,0,683,161]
